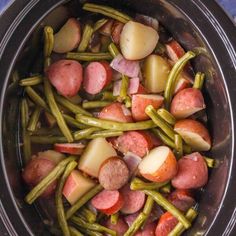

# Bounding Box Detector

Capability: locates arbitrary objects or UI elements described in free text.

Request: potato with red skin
[174,119,211,151]
[139,146,178,183]
[83,61,112,95]
[46,59,83,97]
[98,102,133,123]
[165,40,185,63]
[170,88,206,119]
[132,94,164,121]
[174,73,192,95]
[104,217,128,236]
[172,152,208,189]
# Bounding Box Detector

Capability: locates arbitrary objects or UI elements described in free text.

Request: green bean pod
[66,184,103,219]
[143,190,191,229]
[62,114,88,129]
[108,42,120,57]
[82,101,112,109]
[76,227,103,236]
[76,114,157,131]
[157,108,176,126]
[204,156,215,168]
[87,130,123,139]
[69,226,83,236]
[160,183,172,194]
[43,26,54,58]
[78,24,94,52]
[27,106,42,132]
[120,75,129,100]
[83,3,132,23]
[73,127,101,140]
[174,134,183,159]
[100,91,117,101]
[25,156,77,204]
[193,72,205,90]
[110,212,119,225]
[80,206,97,223]
[66,52,112,61]
[94,18,109,31]
[164,51,196,109]
[56,161,77,236]
[19,75,43,86]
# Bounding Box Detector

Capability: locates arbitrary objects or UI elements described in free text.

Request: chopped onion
[123,152,142,175]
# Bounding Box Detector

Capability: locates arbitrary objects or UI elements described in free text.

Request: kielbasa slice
[54,143,85,155]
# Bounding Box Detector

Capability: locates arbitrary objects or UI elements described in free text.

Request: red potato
[104,217,128,236]
[53,18,81,53]
[172,152,208,189]
[63,170,96,204]
[99,19,114,36]
[135,222,156,236]
[155,212,178,236]
[165,40,185,63]
[83,61,112,95]
[120,184,146,214]
[98,157,129,190]
[170,88,206,119]
[91,190,124,215]
[54,143,85,155]
[98,102,133,123]
[136,84,147,94]
[139,146,178,183]
[132,94,164,121]
[47,59,83,97]
[113,131,154,158]
[174,73,192,95]
[111,21,124,44]
[174,119,211,151]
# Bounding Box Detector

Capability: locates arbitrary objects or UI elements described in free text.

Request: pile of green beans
[78,24,94,52]
[19,75,43,86]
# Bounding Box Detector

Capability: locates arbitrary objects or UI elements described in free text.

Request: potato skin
[172,152,208,189]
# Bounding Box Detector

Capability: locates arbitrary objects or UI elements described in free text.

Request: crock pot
[0,0,236,235]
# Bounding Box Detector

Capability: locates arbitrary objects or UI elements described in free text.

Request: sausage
[104,217,129,236]
[135,222,156,236]
[98,157,129,190]
[46,59,83,97]
[98,102,133,123]
[168,189,196,212]
[111,21,124,44]
[120,184,146,214]
[54,143,85,155]
[113,131,154,158]
[155,212,178,236]
[91,190,124,215]
[172,152,208,189]
[83,61,112,94]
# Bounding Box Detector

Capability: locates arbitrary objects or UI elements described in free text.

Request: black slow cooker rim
[0,0,236,235]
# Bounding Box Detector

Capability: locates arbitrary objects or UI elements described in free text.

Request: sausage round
[54,143,85,155]
[98,157,129,190]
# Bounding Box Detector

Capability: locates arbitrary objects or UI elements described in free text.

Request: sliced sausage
[98,157,129,190]
[113,131,154,158]
[104,217,128,236]
[47,59,83,97]
[120,184,145,214]
[98,102,133,123]
[135,222,156,236]
[111,21,124,44]
[172,152,208,189]
[83,61,112,94]
[54,143,85,155]
[91,190,124,215]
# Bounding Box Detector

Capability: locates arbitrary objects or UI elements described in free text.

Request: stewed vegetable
[18,2,215,236]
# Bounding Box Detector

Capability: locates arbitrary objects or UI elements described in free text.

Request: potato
[144,55,171,93]
[172,152,208,189]
[53,18,81,53]
[120,21,159,60]
[62,170,96,204]
[174,119,211,151]
[78,137,117,177]
[138,146,178,183]
[170,88,205,119]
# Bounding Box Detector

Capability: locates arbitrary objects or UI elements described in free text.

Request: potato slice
[78,137,117,177]
[120,21,159,60]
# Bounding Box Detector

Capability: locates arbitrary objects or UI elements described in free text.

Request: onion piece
[123,152,142,175]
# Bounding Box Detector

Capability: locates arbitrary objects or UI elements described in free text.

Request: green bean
[77,227,103,236]
[160,183,172,194]
[87,130,123,139]
[44,78,73,142]
[193,72,205,90]
[94,18,108,31]
[101,91,117,101]
[108,42,120,57]
[151,129,192,154]
[174,134,183,159]
[63,114,88,129]
[142,196,154,227]
[66,184,103,219]
[204,156,215,168]
[76,114,156,131]
[145,105,176,140]
[43,26,54,58]
[54,93,91,116]
[83,3,132,24]
[20,99,29,131]
[157,108,176,126]
[120,75,129,100]
[143,190,191,229]
[69,226,83,236]
[164,51,196,109]
[56,161,77,236]
[78,24,94,52]
[25,156,77,204]
[44,57,51,70]
[80,207,97,223]
[82,101,112,109]
[130,177,168,191]
[19,75,43,86]
[124,96,132,108]
[67,52,112,61]
[74,127,100,140]
[27,106,42,132]
[168,208,198,236]
[71,216,116,236]
[110,212,119,225]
